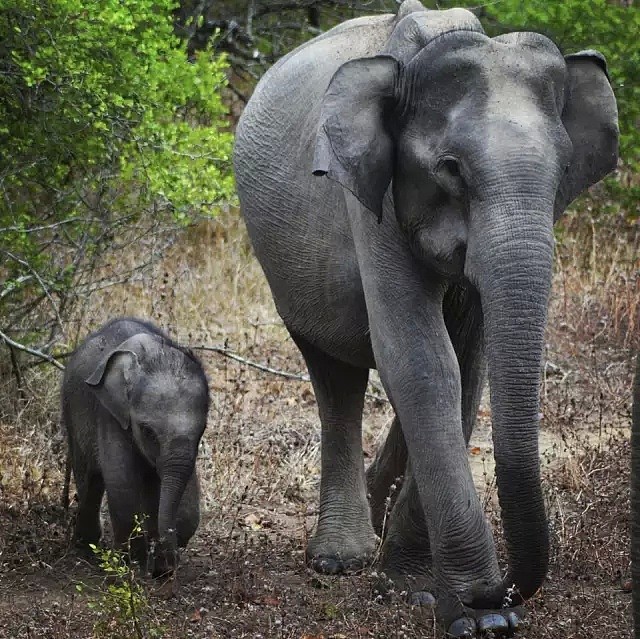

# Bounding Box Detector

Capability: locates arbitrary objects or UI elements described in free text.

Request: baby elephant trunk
[156,450,196,575]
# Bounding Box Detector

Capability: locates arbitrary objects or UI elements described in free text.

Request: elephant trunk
[157,451,195,571]
[632,356,640,638]
[471,198,555,602]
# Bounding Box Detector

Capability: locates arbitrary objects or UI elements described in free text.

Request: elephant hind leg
[74,469,105,547]
[376,462,435,604]
[366,416,407,537]
[291,332,378,575]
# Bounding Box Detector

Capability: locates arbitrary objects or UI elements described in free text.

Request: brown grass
[0,203,637,638]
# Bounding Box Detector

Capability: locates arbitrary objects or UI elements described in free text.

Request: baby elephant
[62,317,209,576]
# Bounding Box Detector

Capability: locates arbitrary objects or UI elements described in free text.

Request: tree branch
[0,330,66,370]
[192,343,390,403]
[0,334,389,405]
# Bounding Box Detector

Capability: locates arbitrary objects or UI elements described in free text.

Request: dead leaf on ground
[243,512,263,530]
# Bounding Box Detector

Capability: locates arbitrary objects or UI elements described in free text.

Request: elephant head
[86,333,209,569]
[313,12,618,602]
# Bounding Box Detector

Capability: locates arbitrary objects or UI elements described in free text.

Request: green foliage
[0,0,234,350]
[76,519,162,639]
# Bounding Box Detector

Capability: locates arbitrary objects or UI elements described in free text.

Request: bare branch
[2,250,64,332]
[0,329,66,370]
[192,343,390,403]
[0,217,84,234]
[193,343,310,380]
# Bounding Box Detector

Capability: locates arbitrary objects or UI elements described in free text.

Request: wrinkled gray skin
[632,356,639,638]
[62,318,209,576]
[234,1,618,635]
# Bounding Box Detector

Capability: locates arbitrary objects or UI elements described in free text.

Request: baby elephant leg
[102,459,148,563]
[74,469,105,547]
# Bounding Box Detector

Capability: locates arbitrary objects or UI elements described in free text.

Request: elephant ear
[313,55,399,220]
[86,346,141,430]
[555,50,618,218]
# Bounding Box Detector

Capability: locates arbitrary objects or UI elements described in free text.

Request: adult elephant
[632,356,639,638]
[234,1,618,635]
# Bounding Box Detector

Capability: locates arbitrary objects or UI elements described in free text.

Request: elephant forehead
[402,34,566,115]
[131,371,208,413]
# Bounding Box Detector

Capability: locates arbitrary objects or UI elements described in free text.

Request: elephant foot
[445,605,524,637]
[376,578,524,637]
[73,521,102,550]
[373,545,435,607]
[73,537,104,566]
[376,545,523,637]
[373,569,436,607]
[148,540,179,579]
[374,525,434,598]
[437,583,525,638]
[306,528,378,575]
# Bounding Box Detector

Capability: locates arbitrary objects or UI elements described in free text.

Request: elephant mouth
[413,227,467,278]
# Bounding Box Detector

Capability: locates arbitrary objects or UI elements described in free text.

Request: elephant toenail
[478,613,509,635]
[506,611,521,630]
[447,617,476,637]
[409,591,436,607]
[343,557,364,572]
[312,557,340,574]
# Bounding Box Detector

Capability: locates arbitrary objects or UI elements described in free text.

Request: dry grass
[0,203,637,638]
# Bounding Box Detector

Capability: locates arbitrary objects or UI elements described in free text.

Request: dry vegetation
[0,203,637,638]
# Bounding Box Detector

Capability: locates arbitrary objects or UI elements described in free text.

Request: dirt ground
[0,209,637,638]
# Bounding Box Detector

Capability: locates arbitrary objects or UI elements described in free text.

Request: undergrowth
[0,204,636,638]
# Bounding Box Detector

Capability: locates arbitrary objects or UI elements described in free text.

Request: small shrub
[76,518,163,639]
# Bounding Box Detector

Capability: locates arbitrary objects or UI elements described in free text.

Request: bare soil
[0,208,637,638]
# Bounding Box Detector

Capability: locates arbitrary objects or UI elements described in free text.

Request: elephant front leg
[379,339,519,636]
[348,196,522,636]
[292,332,378,574]
[374,283,490,608]
[368,292,518,636]
[99,432,151,568]
[366,416,407,536]
[104,480,148,565]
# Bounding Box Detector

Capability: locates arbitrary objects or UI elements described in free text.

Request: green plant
[76,518,162,639]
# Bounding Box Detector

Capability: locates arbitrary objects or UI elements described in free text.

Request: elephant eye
[138,422,155,437]
[434,155,465,199]
[441,157,461,177]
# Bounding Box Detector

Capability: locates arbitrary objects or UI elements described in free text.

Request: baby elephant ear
[86,349,140,430]
[555,50,619,218]
[313,55,400,221]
